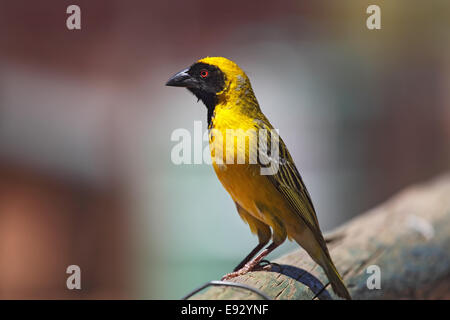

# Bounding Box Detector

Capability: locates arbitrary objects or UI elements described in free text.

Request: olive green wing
[254,117,322,234]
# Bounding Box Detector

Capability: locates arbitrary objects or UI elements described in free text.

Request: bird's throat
[187,88,218,127]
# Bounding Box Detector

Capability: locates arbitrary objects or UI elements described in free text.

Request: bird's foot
[221,264,253,281]
[221,270,244,281]
[222,257,270,280]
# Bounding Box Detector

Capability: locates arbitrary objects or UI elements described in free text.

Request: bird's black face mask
[166,62,226,125]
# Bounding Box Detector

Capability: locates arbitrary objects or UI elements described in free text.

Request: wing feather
[255,117,322,234]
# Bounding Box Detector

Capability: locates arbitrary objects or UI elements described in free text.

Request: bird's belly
[212,161,307,241]
[214,163,259,211]
[212,162,285,221]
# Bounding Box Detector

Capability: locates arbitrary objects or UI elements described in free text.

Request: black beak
[166,68,197,87]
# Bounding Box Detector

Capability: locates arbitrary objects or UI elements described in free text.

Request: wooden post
[189,174,450,300]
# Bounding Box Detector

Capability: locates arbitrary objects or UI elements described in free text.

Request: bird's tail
[317,251,351,300]
[292,228,351,299]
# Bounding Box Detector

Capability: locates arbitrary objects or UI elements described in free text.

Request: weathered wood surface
[190,174,450,300]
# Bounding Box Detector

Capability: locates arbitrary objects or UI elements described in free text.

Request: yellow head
[166,57,255,124]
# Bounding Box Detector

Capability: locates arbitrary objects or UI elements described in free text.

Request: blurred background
[0,0,449,299]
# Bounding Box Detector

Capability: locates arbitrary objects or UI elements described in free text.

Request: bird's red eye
[200,70,209,78]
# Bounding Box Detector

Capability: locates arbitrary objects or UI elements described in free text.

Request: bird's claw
[222,259,276,280]
[221,272,241,281]
[221,260,258,280]
[255,260,281,271]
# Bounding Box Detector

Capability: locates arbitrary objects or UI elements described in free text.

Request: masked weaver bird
[166,57,351,299]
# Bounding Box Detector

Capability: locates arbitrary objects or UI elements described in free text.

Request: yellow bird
[166,57,351,299]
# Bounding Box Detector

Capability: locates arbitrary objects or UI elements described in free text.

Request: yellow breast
[208,103,266,217]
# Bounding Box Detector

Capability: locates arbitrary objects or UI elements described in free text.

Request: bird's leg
[222,242,279,280]
[233,242,266,272]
